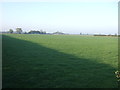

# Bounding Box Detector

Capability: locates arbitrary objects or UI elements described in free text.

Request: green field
[2,34,118,88]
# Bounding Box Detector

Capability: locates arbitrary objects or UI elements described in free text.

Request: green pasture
[2,34,118,88]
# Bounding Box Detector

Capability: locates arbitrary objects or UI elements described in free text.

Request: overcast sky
[1,0,118,34]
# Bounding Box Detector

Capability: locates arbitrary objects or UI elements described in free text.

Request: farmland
[2,34,118,88]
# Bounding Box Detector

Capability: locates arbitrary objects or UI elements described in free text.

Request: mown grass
[2,34,118,88]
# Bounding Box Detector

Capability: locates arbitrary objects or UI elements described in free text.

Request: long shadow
[2,35,118,88]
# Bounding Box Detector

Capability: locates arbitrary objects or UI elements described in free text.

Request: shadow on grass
[2,35,118,88]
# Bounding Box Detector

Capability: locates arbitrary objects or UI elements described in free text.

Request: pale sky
[0,0,118,34]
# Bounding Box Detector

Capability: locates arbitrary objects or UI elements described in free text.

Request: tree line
[9,28,22,34]
[8,28,46,34]
[5,28,66,35]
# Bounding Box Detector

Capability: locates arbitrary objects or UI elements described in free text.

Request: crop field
[2,34,118,88]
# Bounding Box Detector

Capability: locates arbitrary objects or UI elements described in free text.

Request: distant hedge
[94,35,118,37]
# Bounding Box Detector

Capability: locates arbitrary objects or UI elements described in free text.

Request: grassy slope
[2,34,118,88]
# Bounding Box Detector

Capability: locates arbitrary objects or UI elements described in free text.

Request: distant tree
[115,33,117,36]
[43,31,46,34]
[80,33,82,35]
[9,29,13,33]
[53,31,64,35]
[24,32,27,34]
[108,34,111,36]
[38,29,46,34]
[28,30,46,34]
[28,30,40,34]
[40,29,43,34]
[16,28,22,34]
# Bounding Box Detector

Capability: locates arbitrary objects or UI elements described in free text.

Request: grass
[2,34,118,88]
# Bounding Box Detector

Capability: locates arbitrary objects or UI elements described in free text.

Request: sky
[0,0,119,34]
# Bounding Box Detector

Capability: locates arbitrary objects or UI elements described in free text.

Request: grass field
[2,34,118,88]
